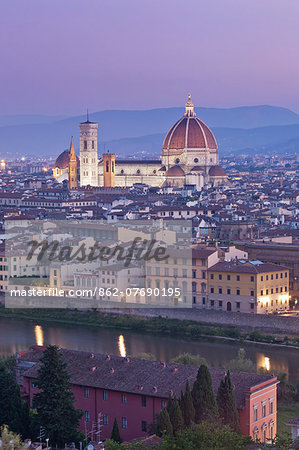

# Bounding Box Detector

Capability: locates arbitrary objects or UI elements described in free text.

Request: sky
[1,0,299,115]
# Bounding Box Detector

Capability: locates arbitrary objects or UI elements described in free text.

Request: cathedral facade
[53,95,227,189]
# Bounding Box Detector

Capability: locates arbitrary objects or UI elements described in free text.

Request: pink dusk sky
[1,0,299,115]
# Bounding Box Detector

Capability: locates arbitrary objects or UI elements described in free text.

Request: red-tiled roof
[19,347,277,410]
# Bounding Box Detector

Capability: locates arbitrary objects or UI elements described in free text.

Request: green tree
[158,422,250,449]
[33,345,82,447]
[179,380,195,427]
[168,396,184,435]
[156,408,173,437]
[0,361,24,434]
[227,349,255,373]
[111,417,122,443]
[191,365,218,424]
[170,353,207,367]
[0,425,25,450]
[216,371,240,433]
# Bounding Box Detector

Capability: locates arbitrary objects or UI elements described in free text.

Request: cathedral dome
[165,165,185,177]
[54,150,79,169]
[162,95,217,151]
[209,165,226,177]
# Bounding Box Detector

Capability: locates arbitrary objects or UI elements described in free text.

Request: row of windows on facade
[82,171,96,177]
[209,286,288,295]
[253,398,274,421]
[254,421,275,443]
[84,411,147,432]
[210,272,288,281]
[147,267,191,277]
[83,388,155,407]
[147,279,188,292]
[207,299,287,309]
[82,157,96,164]
[83,140,95,150]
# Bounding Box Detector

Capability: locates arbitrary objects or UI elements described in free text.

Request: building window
[84,388,89,398]
[250,290,254,296]
[193,296,196,304]
[122,417,127,429]
[236,275,240,281]
[103,390,108,401]
[227,274,231,281]
[218,287,222,294]
[219,300,223,307]
[254,405,258,422]
[285,272,287,278]
[85,411,90,422]
[141,421,147,432]
[121,393,127,404]
[210,300,215,307]
[261,276,264,281]
[84,140,87,149]
[103,414,108,425]
[210,287,214,293]
[31,381,37,389]
[218,274,222,280]
[262,402,266,418]
[236,289,240,295]
[141,396,146,407]
[269,398,274,414]
[250,303,254,310]
[92,140,95,149]
[210,274,214,280]
[262,425,267,443]
[227,288,231,295]
[236,302,240,309]
[261,290,264,296]
[250,276,254,282]
[202,297,206,305]
[162,399,167,408]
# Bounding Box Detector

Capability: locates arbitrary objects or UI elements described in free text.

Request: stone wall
[104,307,299,335]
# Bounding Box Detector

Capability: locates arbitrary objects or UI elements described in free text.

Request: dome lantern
[184,93,196,117]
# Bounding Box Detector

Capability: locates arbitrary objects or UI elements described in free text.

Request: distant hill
[0,105,299,158]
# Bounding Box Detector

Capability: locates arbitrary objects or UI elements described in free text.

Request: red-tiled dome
[54,150,80,169]
[209,165,226,177]
[163,116,217,151]
[165,165,185,177]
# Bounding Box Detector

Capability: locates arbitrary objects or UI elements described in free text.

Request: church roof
[162,94,217,151]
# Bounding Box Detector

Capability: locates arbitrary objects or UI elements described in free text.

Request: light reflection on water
[0,317,298,383]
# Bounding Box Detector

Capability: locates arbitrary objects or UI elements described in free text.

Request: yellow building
[145,247,192,306]
[207,260,290,314]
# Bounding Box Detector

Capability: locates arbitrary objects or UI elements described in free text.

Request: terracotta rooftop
[19,347,277,410]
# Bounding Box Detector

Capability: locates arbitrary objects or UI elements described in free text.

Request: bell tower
[103,153,115,187]
[79,111,98,187]
[68,137,77,190]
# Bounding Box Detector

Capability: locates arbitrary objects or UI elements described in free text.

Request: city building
[53,95,228,189]
[207,260,290,314]
[17,346,278,443]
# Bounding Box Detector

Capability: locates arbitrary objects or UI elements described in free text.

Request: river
[0,317,298,383]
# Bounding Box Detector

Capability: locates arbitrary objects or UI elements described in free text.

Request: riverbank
[1,306,299,349]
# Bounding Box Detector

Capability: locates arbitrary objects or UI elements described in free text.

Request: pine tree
[217,371,240,433]
[180,380,195,427]
[0,361,24,434]
[191,365,218,424]
[111,417,122,443]
[33,345,82,447]
[168,396,184,435]
[156,408,173,437]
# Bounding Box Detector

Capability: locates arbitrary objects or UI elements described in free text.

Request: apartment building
[207,260,289,314]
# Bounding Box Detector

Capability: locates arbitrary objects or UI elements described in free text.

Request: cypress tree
[33,345,82,447]
[156,408,173,437]
[0,361,24,434]
[217,371,240,433]
[168,396,184,435]
[180,380,195,427]
[111,417,122,443]
[191,365,218,424]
